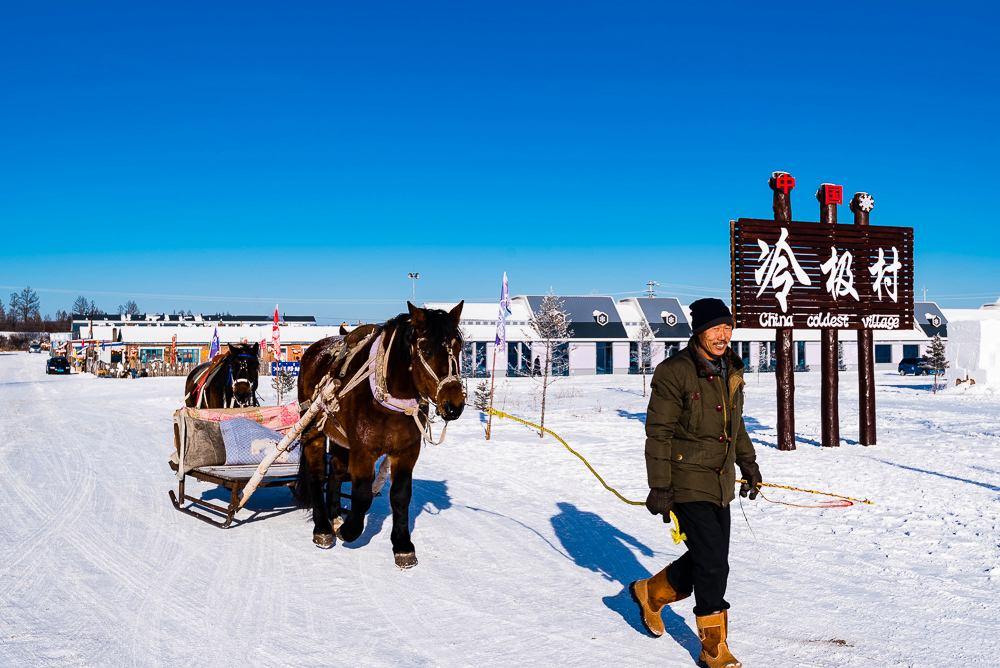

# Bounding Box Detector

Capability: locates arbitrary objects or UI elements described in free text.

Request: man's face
[697,323,733,358]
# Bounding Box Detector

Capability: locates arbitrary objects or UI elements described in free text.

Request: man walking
[630,298,762,668]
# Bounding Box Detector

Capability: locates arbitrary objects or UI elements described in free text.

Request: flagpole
[485,345,498,440]
[486,272,510,441]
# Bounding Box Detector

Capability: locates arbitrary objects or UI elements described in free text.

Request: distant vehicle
[898,357,944,376]
[28,342,42,354]
[46,356,71,375]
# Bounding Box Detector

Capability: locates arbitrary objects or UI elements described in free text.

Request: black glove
[645,487,674,523]
[738,462,762,500]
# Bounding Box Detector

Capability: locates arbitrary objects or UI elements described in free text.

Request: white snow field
[1,351,998,667]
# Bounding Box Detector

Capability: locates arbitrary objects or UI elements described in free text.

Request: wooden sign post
[851,192,878,445]
[818,184,842,448]
[769,172,797,451]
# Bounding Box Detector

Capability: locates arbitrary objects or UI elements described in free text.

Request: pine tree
[474,380,490,411]
[927,335,948,393]
[271,365,297,405]
[528,292,571,437]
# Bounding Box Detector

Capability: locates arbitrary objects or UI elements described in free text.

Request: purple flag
[494,272,511,347]
[209,326,220,359]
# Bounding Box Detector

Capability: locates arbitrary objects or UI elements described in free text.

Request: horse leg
[388,450,419,569]
[299,433,335,548]
[336,451,376,544]
[325,443,350,534]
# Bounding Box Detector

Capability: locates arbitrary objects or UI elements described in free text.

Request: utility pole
[407,272,420,301]
[645,280,659,298]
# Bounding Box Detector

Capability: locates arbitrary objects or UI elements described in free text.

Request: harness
[184,351,259,408]
[310,324,463,446]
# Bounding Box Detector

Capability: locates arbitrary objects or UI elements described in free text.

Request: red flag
[271,305,281,362]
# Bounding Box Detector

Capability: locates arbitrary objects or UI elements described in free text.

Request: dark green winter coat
[644,339,757,506]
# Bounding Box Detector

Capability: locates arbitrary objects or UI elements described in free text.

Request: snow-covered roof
[621,297,691,340]
[521,295,627,340]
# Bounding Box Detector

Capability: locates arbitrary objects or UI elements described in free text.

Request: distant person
[630,298,762,668]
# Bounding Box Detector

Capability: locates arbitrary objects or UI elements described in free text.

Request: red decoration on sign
[823,184,843,206]
[775,173,796,194]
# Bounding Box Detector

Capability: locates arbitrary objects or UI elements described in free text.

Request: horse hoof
[337,522,362,543]
[331,516,344,533]
[313,533,335,549]
[394,552,418,569]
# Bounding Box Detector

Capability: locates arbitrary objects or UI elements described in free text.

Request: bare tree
[633,320,655,396]
[528,292,571,437]
[72,296,90,316]
[118,300,141,317]
[0,297,5,323]
[9,287,40,325]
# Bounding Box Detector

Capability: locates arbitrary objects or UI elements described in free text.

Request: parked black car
[898,357,943,376]
[46,356,71,375]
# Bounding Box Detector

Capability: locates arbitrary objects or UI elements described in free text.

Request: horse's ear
[339,325,349,336]
[449,300,464,326]
[250,342,260,355]
[407,301,425,325]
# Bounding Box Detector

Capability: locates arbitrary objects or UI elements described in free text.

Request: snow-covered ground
[1,351,997,667]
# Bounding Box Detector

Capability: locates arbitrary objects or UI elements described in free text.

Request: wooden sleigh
[168,403,390,529]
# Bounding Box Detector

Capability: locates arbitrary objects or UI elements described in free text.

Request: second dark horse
[183,342,261,408]
[296,302,465,568]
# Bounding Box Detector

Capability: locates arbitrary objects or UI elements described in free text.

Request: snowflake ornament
[857,193,875,212]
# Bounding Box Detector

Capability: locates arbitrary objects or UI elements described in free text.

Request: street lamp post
[407,272,420,301]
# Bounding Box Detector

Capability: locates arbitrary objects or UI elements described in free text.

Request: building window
[177,348,200,364]
[903,344,920,359]
[462,342,491,378]
[738,342,751,368]
[629,342,652,375]
[552,342,569,377]
[507,342,533,377]
[596,342,613,375]
[139,348,164,364]
[875,345,892,364]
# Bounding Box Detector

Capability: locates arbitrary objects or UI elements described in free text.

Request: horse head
[227,342,260,406]
[406,301,465,421]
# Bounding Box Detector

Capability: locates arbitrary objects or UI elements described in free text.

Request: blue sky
[2,1,997,322]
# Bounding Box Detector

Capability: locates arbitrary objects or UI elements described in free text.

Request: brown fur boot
[629,566,690,637]
[696,611,741,668]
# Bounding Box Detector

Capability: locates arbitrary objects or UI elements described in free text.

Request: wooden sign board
[731,218,914,330]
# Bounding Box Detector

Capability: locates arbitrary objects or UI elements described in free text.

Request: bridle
[227,351,258,408]
[413,335,463,406]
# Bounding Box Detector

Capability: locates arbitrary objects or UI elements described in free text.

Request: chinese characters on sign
[732,219,913,330]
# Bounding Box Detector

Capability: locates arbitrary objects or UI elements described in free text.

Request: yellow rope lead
[486,407,875,507]
[488,408,645,506]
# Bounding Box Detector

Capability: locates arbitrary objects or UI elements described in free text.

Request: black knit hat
[690,298,733,334]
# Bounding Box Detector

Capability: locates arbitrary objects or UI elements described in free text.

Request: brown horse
[184,342,261,408]
[296,302,465,568]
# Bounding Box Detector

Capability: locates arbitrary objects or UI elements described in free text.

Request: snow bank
[943,308,1000,387]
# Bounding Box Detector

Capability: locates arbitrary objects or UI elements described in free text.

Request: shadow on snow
[550,501,700,661]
